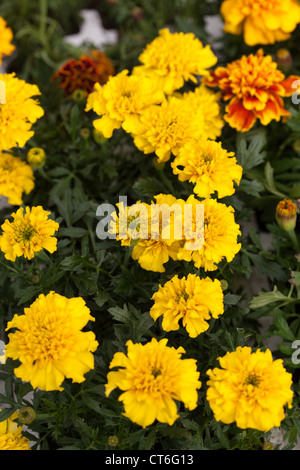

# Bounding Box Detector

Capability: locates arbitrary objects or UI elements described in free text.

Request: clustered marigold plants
[0,0,300,452]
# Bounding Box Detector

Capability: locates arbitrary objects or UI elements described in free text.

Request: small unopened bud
[80,128,91,140]
[220,279,228,291]
[93,129,107,145]
[31,274,40,284]
[131,7,144,21]
[276,199,297,231]
[293,139,300,154]
[275,49,292,73]
[18,407,36,424]
[152,157,165,171]
[262,440,274,450]
[107,435,119,447]
[27,147,46,169]
[71,89,87,104]
[236,327,245,334]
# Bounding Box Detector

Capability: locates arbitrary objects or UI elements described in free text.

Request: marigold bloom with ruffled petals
[132,95,205,163]
[0,152,34,205]
[0,17,15,66]
[130,194,185,272]
[205,49,300,132]
[109,194,184,272]
[176,84,224,140]
[176,195,241,271]
[150,274,224,337]
[0,410,31,450]
[5,292,99,391]
[133,28,217,94]
[105,338,201,428]
[172,140,242,199]
[52,50,115,95]
[220,0,300,46]
[85,70,165,138]
[0,206,59,262]
[206,346,293,431]
[0,73,44,151]
[108,199,150,247]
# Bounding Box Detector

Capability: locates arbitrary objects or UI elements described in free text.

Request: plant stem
[287,229,300,253]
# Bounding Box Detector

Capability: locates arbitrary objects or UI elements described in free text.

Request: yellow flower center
[175,290,189,303]
[151,367,162,378]
[244,373,261,387]
[15,224,36,243]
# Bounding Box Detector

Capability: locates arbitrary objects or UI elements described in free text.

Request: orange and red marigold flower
[205,49,300,132]
[52,50,115,96]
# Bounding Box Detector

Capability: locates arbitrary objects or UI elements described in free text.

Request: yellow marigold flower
[0,152,35,205]
[0,206,59,262]
[206,346,293,431]
[109,199,150,247]
[276,199,297,231]
[131,238,182,273]
[150,274,224,337]
[132,95,205,163]
[172,140,243,199]
[5,292,99,391]
[133,28,217,94]
[85,70,165,138]
[105,337,201,428]
[27,147,46,169]
[176,195,241,271]
[0,410,31,450]
[220,0,300,46]
[176,84,224,140]
[130,194,184,272]
[204,49,300,133]
[0,73,44,151]
[0,17,15,66]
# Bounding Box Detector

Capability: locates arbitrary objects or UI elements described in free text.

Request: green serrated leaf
[274,312,296,342]
[236,131,267,171]
[249,286,289,309]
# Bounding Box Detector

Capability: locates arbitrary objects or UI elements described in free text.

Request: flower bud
[262,440,274,450]
[152,157,165,171]
[276,199,297,231]
[27,147,46,169]
[220,279,228,291]
[131,7,144,21]
[275,49,292,73]
[293,139,300,154]
[71,89,88,104]
[80,128,91,140]
[18,407,36,424]
[107,435,119,447]
[31,274,40,284]
[93,129,107,145]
